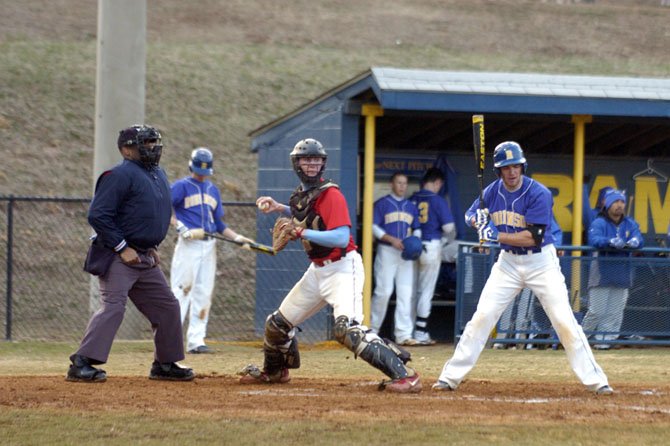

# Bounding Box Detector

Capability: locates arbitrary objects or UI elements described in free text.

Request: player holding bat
[170,147,255,354]
[432,141,613,395]
[240,138,422,393]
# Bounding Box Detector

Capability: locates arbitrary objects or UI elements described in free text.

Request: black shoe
[66,354,107,382]
[187,345,212,354]
[149,361,195,381]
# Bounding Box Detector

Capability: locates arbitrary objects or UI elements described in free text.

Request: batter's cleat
[380,372,422,394]
[66,354,107,383]
[238,364,290,384]
[149,361,195,381]
[595,385,614,395]
[431,380,455,391]
[187,345,212,354]
[397,338,418,346]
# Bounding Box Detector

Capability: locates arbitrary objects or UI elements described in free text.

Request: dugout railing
[0,195,260,342]
[455,242,670,348]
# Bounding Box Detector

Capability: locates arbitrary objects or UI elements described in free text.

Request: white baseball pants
[369,244,415,343]
[170,237,216,351]
[438,245,610,391]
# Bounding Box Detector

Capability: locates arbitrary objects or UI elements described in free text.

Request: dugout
[249,67,670,343]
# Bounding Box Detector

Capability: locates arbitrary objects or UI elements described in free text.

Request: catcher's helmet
[401,236,423,261]
[189,147,214,176]
[290,138,327,185]
[117,124,163,168]
[493,141,527,175]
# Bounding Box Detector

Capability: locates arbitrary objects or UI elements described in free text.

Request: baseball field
[1,341,669,445]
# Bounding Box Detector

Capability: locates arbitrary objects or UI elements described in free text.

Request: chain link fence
[0,196,266,343]
[455,243,670,348]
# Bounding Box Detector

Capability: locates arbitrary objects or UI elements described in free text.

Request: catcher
[239,138,422,393]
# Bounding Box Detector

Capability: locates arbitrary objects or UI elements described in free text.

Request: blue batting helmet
[493,141,527,175]
[189,147,214,176]
[401,236,423,261]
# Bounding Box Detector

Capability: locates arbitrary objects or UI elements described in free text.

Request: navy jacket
[88,159,172,251]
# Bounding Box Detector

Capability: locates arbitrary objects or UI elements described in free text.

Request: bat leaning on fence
[205,232,276,255]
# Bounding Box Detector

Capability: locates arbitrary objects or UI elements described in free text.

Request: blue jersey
[373,194,420,242]
[409,189,454,241]
[466,176,555,251]
[171,176,226,234]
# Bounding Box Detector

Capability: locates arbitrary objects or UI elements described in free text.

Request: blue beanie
[604,190,626,210]
[596,186,614,209]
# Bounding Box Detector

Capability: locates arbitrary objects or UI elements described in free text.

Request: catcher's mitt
[272,217,299,252]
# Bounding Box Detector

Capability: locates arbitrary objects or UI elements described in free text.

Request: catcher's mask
[290,138,327,186]
[493,141,526,176]
[189,147,214,176]
[117,125,163,168]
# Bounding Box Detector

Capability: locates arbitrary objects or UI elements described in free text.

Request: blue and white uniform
[437,175,610,392]
[409,188,455,343]
[170,176,225,352]
[370,194,420,344]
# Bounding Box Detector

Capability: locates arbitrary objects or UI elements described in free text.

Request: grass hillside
[1,0,669,198]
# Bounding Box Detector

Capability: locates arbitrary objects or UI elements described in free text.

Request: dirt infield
[2,375,669,425]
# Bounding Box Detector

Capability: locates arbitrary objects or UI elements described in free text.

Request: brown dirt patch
[2,375,669,425]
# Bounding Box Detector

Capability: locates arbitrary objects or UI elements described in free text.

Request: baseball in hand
[258,202,270,211]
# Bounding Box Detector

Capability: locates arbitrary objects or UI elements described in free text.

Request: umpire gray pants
[76,254,185,365]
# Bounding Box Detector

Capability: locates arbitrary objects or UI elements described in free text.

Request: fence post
[5,196,14,341]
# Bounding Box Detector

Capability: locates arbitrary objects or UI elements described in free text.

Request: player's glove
[478,221,499,243]
[625,237,640,249]
[182,228,206,240]
[272,217,302,252]
[234,234,254,250]
[609,237,626,249]
[475,208,490,229]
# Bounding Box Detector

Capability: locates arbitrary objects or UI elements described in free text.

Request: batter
[433,141,613,395]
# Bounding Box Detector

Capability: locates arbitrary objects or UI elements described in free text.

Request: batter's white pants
[278,251,365,327]
[170,237,216,352]
[415,239,442,320]
[369,244,415,343]
[582,287,629,345]
[438,245,610,391]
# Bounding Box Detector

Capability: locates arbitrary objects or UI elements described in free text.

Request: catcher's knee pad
[263,311,300,373]
[338,323,410,380]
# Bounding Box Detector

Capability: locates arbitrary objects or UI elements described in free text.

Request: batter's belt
[502,244,553,255]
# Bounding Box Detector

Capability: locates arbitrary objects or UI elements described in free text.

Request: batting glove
[182,228,206,240]
[478,221,499,243]
[625,237,640,249]
[475,208,490,229]
[609,237,626,249]
[234,234,254,250]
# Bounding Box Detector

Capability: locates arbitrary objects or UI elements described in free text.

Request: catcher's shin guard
[263,311,300,374]
[334,315,410,380]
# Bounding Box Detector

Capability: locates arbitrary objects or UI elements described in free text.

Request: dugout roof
[251,67,670,158]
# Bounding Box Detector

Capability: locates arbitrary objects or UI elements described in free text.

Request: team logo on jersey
[490,210,526,229]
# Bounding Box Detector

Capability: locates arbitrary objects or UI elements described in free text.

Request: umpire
[67,125,195,383]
